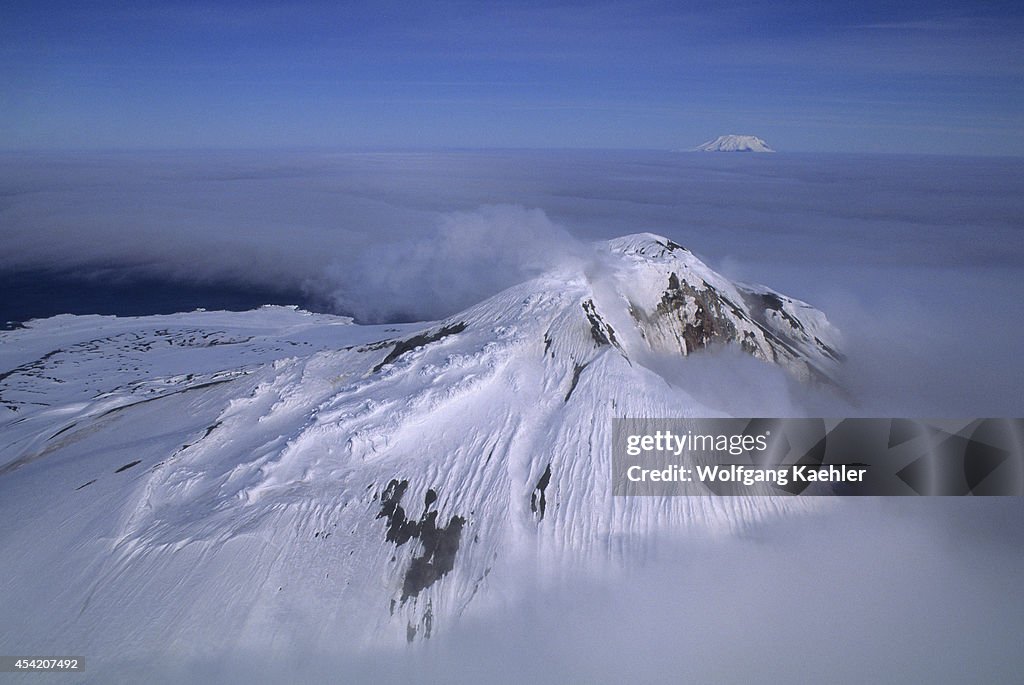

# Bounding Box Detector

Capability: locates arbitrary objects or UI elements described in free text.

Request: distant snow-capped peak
[694,135,774,152]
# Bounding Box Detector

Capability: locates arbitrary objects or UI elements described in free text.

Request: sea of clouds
[2,150,1023,682]
[3,149,1021,416]
[106,499,1024,685]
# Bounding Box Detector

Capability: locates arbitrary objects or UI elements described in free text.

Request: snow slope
[0,235,840,666]
[694,135,775,152]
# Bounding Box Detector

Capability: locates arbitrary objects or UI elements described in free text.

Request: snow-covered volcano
[694,135,774,152]
[0,234,840,658]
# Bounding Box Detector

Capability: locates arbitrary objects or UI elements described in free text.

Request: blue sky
[2,1,1022,153]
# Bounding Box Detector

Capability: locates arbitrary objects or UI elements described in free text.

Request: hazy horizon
[4,147,1024,157]
[4,1,1023,155]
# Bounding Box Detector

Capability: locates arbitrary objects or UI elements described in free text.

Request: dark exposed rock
[49,422,78,439]
[400,512,465,601]
[377,479,466,602]
[423,603,433,639]
[581,300,618,347]
[656,272,741,354]
[739,289,846,363]
[741,290,806,334]
[564,363,587,402]
[531,464,552,520]
[373,322,467,373]
[815,337,844,362]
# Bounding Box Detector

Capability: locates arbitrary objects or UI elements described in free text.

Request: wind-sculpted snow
[0,236,840,663]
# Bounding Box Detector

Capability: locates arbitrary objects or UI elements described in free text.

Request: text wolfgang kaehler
[626,462,866,486]
[614,418,1024,496]
[622,428,866,486]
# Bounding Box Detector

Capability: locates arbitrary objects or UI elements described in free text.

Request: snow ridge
[0,234,839,656]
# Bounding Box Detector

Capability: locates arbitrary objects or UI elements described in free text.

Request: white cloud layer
[2,150,1022,415]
